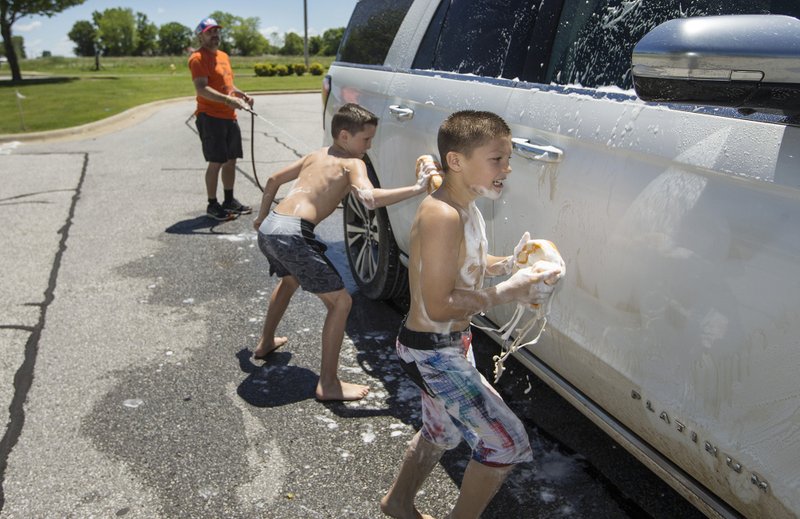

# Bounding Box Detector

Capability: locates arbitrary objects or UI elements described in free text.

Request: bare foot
[315,379,370,401]
[253,336,288,360]
[380,496,435,519]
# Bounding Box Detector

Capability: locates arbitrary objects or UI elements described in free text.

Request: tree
[320,27,344,56]
[67,19,95,57]
[308,35,322,56]
[92,7,137,56]
[158,21,190,56]
[0,36,22,59]
[280,32,303,56]
[134,11,157,56]
[267,30,281,49]
[0,34,24,58]
[0,0,85,81]
[262,40,277,55]
[12,34,24,58]
[230,16,266,56]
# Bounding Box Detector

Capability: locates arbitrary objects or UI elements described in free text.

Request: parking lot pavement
[0,94,319,517]
[0,93,702,518]
[0,151,85,479]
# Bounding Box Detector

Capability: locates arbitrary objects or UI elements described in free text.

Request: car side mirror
[631,15,800,116]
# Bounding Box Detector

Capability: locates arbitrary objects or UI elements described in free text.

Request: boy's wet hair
[331,103,379,139]
[437,110,511,172]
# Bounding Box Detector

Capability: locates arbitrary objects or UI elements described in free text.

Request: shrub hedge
[253,62,327,77]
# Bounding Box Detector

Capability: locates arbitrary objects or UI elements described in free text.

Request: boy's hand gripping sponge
[415,154,443,193]
[514,239,565,317]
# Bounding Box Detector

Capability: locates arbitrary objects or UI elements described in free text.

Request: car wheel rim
[345,196,379,283]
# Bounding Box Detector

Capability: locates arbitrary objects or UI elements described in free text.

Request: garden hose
[249,109,263,192]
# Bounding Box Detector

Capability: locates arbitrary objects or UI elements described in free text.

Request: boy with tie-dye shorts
[381,111,564,519]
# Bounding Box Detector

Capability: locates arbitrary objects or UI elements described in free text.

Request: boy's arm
[348,159,429,209]
[417,204,560,321]
[253,157,306,230]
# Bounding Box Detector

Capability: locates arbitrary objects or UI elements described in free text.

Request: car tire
[343,189,408,301]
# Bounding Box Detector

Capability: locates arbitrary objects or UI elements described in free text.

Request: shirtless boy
[380,111,563,518]
[252,103,432,401]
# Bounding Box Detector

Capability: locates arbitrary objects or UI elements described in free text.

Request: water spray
[242,104,312,193]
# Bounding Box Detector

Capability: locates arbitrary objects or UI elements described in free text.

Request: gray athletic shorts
[257,211,345,294]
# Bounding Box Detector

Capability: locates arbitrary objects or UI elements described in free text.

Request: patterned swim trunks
[257,211,345,294]
[396,325,533,466]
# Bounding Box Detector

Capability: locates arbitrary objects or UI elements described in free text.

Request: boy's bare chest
[458,207,488,288]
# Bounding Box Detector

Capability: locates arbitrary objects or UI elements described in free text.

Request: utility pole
[303,0,309,68]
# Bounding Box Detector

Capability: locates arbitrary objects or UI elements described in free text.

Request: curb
[0,90,320,144]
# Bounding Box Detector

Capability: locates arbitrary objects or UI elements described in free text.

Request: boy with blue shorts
[381,111,564,519]
[252,104,433,401]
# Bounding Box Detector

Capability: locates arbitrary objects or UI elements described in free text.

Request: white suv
[322,2,800,517]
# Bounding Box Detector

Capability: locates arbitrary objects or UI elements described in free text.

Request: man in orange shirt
[189,17,254,220]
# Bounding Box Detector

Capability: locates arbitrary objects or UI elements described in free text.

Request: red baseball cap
[195,17,221,35]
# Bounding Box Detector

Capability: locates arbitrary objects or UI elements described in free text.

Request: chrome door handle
[512,137,563,163]
[389,105,414,120]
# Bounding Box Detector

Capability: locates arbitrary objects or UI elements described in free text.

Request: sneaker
[207,201,236,221]
[222,197,252,215]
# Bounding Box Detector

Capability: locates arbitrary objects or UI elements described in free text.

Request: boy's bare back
[274,147,364,225]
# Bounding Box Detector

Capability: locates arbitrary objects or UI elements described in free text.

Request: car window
[546,0,800,89]
[412,0,540,80]
[337,0,414,65]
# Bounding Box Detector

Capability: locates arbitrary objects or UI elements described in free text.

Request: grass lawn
[0,55,331,135]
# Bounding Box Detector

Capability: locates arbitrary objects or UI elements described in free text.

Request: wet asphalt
[0,93,704,518]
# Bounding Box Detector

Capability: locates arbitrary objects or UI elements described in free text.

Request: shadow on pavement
[235,348,318,407]
[0,76,78,87]
[0,188,74,206]
[165,215,239,235]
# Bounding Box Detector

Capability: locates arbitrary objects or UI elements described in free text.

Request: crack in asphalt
[0,153,89,511]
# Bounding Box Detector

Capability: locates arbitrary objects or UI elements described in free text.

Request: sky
[12,0,359,58]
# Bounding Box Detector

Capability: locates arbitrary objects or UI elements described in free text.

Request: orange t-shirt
[188,47,236,120]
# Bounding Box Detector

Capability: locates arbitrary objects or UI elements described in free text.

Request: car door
[497,0,800,516]
[376,0,542,255]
